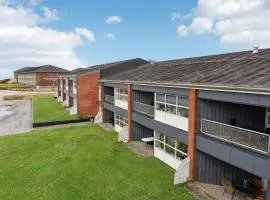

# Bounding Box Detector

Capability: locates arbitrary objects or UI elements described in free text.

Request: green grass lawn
[0,125,195,200]
[33,96,82,123]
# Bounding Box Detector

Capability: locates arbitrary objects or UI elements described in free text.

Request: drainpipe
[188,88,198,181]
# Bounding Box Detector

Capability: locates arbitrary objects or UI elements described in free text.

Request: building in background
[14,65,68,89]
[57,58,149,117]
[100,48,270,198]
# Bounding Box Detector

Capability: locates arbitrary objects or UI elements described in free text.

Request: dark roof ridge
[148,48,270,66]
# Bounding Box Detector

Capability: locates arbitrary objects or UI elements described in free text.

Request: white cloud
[75,27,95,42]
[171,12,182,20]
[41,6,59,22]
[104,32,115,40]
[105,16,122,24]
[177,17,213,36]
[177,25,188,37]
[0,1,95,79]
[28,0,43,7]
[176,0,270,49]
[171,12,192,21]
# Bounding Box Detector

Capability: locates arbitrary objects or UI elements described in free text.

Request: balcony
[105,94,114,104]
[133,101,154,117]
[201,119,270,154]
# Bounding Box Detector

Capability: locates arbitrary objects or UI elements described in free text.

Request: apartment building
[57,58,149,116]
[14,65,68,89]
[100,48,270,198]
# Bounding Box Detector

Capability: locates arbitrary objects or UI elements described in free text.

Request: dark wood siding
[132,122,154,141]
[104,86,114,95]
[133,90,154,105]
[196,150,254,185]
[197,99,266,133]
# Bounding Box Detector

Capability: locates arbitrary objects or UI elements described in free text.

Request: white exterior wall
[114,88,128,110]
[154,147,181,169]
[17,73,36,86]
[114,99,128,110]
[154,132,187,170]
[62,77,69,106]
[114,124,123,133]
[70,97,78,115]
[154,110,188,131]
[73,79,77,94]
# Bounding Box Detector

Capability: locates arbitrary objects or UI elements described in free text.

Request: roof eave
[100,79,270,95]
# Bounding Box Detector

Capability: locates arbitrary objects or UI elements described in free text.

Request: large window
[115,114,128,128]
[115,88,128,101]
[155,93,189,118]
[154,132,187,160]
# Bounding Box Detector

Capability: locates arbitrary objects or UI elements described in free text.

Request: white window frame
[114,114,128,128]
[115,88,128,101]
[154,132,187,161]
[155,93,189,118]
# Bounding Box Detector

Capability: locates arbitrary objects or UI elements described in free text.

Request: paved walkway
[125,141,154,158]
[188,182,251,200]
[97,123,114,131]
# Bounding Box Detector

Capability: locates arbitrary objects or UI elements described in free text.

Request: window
[155,93,189,118]
[167,95,177,104]
[266,108,270,128]
[177,107,188,118]
[156,102,165,111]
[154,132,187,160]
[115,88,128,101]
[166,104,176,114]
[156,94,165,102]
[178,96,188,107]
[115,114,128,128]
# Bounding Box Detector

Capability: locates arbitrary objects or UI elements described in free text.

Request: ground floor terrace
[103,106,270,199]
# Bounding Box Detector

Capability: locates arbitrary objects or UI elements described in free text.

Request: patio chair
[221,178,238,200]
[245,192,265,200]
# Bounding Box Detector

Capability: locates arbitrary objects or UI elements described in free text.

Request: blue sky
[0,0,269,78]
[46,0,221,64]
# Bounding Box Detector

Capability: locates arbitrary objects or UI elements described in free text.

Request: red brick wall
[77,72,100,116]
[36,72,66,87]
[188,88,198,181]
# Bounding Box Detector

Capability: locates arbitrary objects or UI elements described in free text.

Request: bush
[0,79,10,84]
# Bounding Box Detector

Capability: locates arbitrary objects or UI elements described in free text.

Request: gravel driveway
[0,99,33,136]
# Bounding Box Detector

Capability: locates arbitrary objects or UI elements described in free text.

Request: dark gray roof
[15,65,68,73]
[67,58,148,76]
[102,48,270,93]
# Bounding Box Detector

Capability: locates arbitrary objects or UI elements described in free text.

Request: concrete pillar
[57,78,60,97]
[128,84,133,142]
[187,89,198,181]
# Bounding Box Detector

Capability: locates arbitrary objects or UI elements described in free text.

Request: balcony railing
[133,101,154,117]
[105,94,114,104]
[201,119,270,154]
